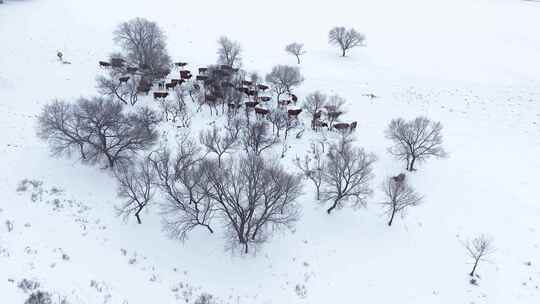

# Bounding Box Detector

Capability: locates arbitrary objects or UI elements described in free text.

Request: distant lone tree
[463,234,494,278]
[385,117,447,171]
[285,42,306,64]
[328,26,366,57]
[37,97,158,169]
[322,136,376,214]
[381,174,422,226]
[217,36,242,68]
[265,65,304,105]
[114,18,171,79]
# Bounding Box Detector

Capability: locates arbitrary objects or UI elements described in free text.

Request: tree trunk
[135,209,142,224]
[388,207,396,226]
[409,156,416,171]
[205,224,214,234]
[469,259,479,276]
[315,186,320,200]
[296,55,300,64]
[327,198,340,214]
[341,48,346,57]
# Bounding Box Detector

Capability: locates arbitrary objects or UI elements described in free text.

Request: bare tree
[199,125,239,167]
[37,97,158,169]
[295,143,325,200]
[268,109,289,138]
[385,117,447,171]
[114,18,171,79]
[241,121,277,156]
[114,158,155,224]
[303,91,327,130]
[285,42,306,64]
[381,175,422,226]
[149,139,215,240]
[324,94,346,128]
[464,235,494,277]
[96,71,140,105]
[204,154,303,253]
[265,65,304,105]
[328,26,366,57]
[217,36,242,68]
[322,136,376,214]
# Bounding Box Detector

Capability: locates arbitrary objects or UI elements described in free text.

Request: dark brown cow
[228,103,242,110]
[259,96,271,102]
[279,100,292,107]
[153,92,169,99]
[196,75,208,81]
[247,90,257,96]
[257,84,269,91]
[311,118,328,130]
[232,68,240,73]
[254,107,269,118]
[165,82,177,90]
[174,62,188,67]
[350,121,358,131]
[392,173,406,183]
[126,67,138,73]
[198,67,208,74]
[333,122,350,131]
[242,80,253,86]
[110,58,125,68]
[137,85,151,95]
[290,93,298,103]
[119,76,130,83]
[220,64,233,70]
[245,101,259,108]
[99,61,111,67]
[287,108,302,118]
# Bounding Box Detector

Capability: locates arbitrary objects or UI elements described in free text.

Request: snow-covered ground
[1,0,540,303]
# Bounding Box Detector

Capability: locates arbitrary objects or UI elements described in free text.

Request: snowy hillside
[1,0,540,303]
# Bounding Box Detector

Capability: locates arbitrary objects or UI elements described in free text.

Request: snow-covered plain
[1,0,540,302]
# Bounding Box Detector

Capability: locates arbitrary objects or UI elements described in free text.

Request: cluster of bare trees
[265,65,304,106]
[217,36,242,68]
[37,97,159,169]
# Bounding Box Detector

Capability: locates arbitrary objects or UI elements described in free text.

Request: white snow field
[1,0,540,303]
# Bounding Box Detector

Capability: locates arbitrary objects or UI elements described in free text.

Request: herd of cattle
[98,58,357,132]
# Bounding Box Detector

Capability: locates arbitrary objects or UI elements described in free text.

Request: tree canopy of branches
[381,175,422,226]
[217,36,242,68]
[199,124,240,167]
[324,94,346,128]
[114,157,155,224]
[265,65,304,105]
[113,18,171,80]
[303,91,327,129]
[464,234,494,277]
[37,97,158,169]
[204,154,303,253]
[96,71,140,105]
[295,142,325,200]
[285,42,306,64]
[385,117,447,171]
[322,136,376,214]
[328,26,366,57]
[149,138,215,240]
[241,121,277,156]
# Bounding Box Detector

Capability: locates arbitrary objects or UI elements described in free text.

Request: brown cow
[245,101,259,108]
[259,96,271,102]
[165,82,177,90]
[254,107,269,118]
[257,84,269,91]
[392,173,406,183]
[290,93,298,103]
[279,100,292,107]
[242,80,253,86]
[287,108,302,118]
[220,64,233,70]
[333,122,350,131]
[196,75,208,81]
[153,92,169,99]
[119,76,130,83]
[174,62,188,67]
[99,61,111,68]
[110,58,125,68]
[126,67,138,73]
[198,67,208,74]
[350,121,358,131]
